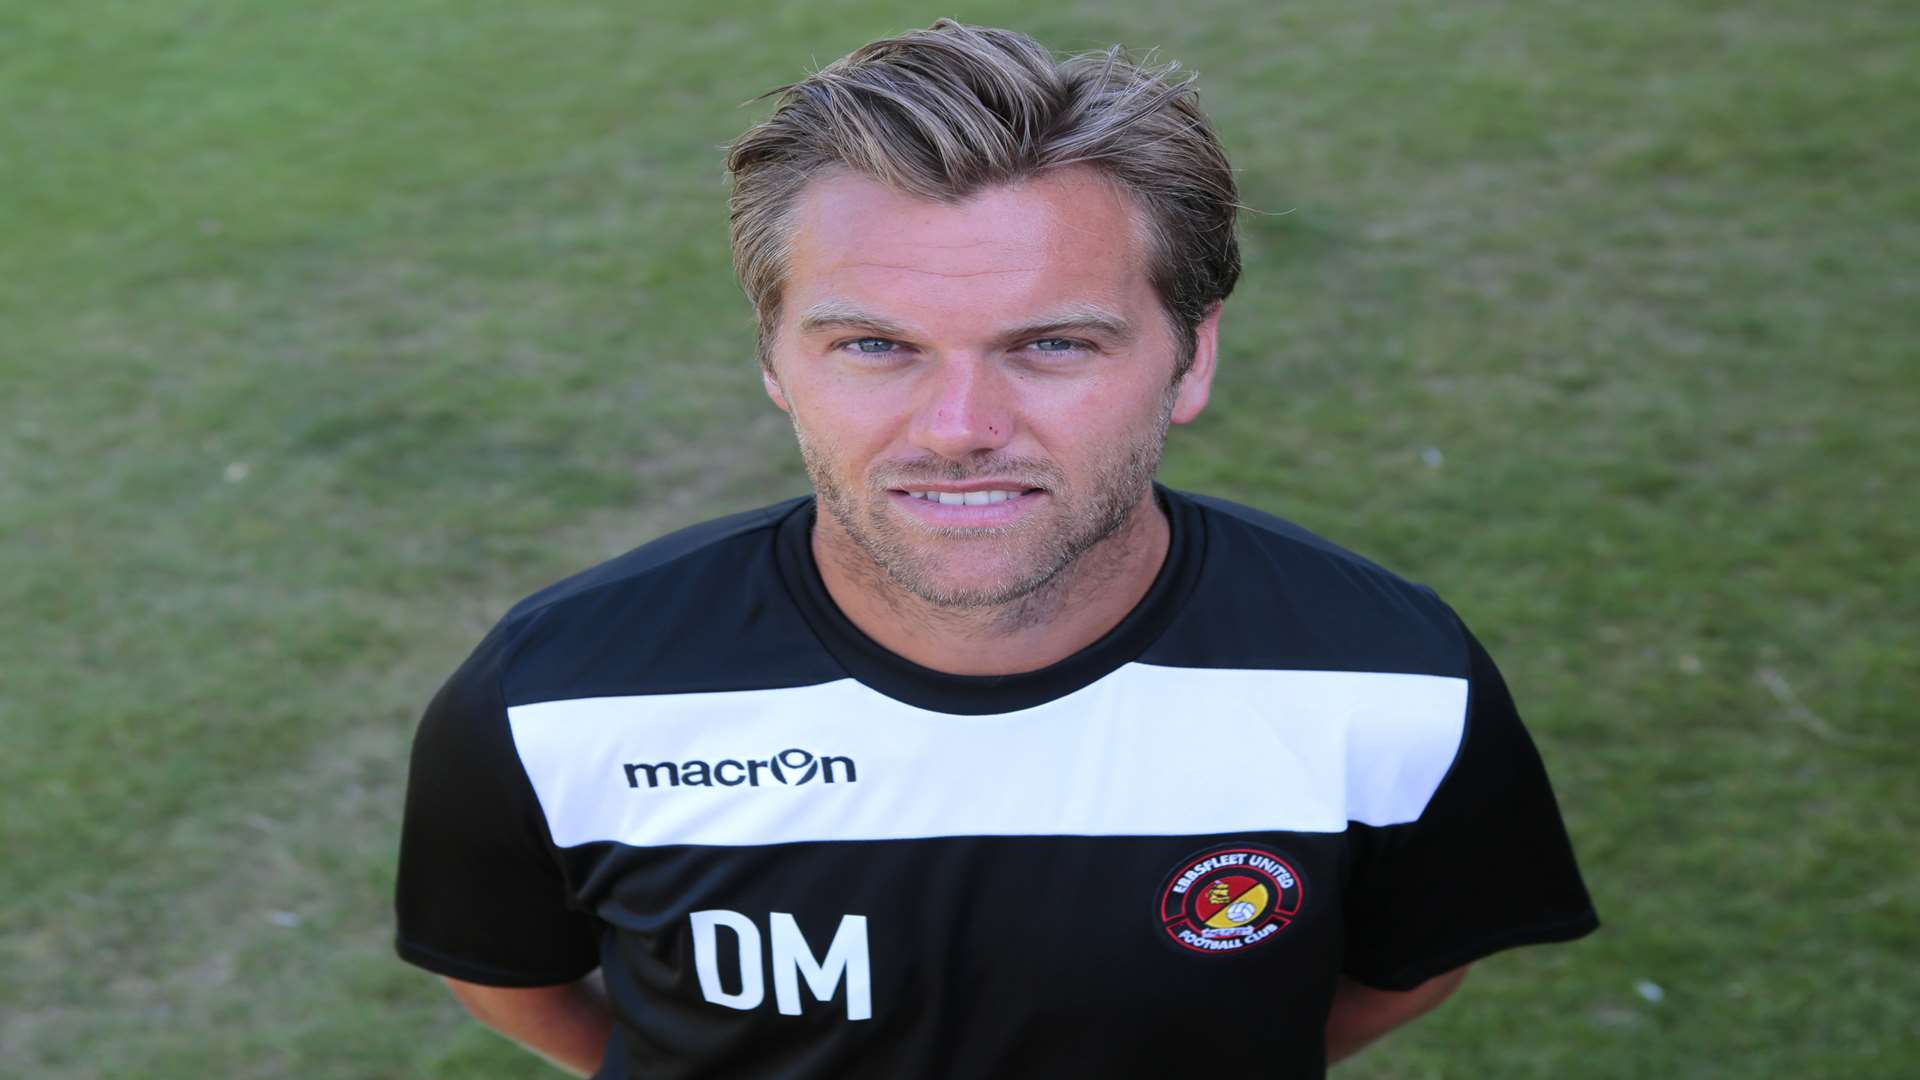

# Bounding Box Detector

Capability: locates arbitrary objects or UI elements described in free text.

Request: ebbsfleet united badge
[1158,845,1304,955]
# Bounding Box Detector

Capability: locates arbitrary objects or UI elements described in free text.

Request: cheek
[1027,377,1166,453]
[789,382,904,470]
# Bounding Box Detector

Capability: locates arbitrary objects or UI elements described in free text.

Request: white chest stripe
[506,663,1468,849]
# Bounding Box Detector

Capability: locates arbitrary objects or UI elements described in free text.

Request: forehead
[781,167,1154,331]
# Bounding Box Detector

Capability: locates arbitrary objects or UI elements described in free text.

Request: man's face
[762,167,1218,608]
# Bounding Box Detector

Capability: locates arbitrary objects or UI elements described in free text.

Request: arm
[397,630,615,1074]
[443,972,615,1077]
[1324,965,1468,1065]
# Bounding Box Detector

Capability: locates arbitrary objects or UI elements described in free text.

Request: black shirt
[395,487,1598,1078]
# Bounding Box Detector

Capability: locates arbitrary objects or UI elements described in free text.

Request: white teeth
[905,489,1023,505]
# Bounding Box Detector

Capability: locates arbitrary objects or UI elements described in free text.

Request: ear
[761,362,791,413]
[1170,303,1221,425]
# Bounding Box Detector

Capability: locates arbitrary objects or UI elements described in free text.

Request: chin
[889,557,1063,609]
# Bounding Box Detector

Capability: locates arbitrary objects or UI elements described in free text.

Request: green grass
[5,1,1915,1075]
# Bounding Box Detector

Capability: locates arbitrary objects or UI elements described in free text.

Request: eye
[844,337,901,356]
[1026,338,1089,356]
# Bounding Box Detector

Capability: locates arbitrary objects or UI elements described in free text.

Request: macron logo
[623,748,856,790]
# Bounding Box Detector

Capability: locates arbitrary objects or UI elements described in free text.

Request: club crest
[1158,844,1304,955]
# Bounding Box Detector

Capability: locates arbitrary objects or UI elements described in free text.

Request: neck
[811,489,1170,676]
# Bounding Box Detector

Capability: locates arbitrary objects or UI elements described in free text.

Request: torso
[485,490,1476,1078]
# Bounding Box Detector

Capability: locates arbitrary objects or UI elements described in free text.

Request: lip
[887,487,1045,526]
[887,480,1045,494]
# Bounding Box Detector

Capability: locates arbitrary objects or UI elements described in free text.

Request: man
[395,20,1598,1078]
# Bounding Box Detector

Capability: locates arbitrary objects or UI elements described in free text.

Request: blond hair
[725,19,1241,374]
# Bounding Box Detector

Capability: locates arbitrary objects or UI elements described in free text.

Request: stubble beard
[793,387,1178,615]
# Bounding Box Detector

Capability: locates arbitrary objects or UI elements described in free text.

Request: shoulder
[502,498,805,626]
[1151,490,1470,678]
[470,497,837,703]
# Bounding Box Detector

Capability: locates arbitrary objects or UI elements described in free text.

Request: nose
[907,355,1015,461]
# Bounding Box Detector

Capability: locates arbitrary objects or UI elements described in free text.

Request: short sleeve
[394,624,603,986]
[1341,620,1600,990]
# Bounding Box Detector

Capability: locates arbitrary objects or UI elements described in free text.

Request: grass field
[4,1,1916,1076]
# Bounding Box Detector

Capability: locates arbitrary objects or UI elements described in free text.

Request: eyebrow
[796,300,1137,345]
[796,300,914,339]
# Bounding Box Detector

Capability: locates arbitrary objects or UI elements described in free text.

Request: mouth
[886,483,1047,524]
[896,486,1043,506]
